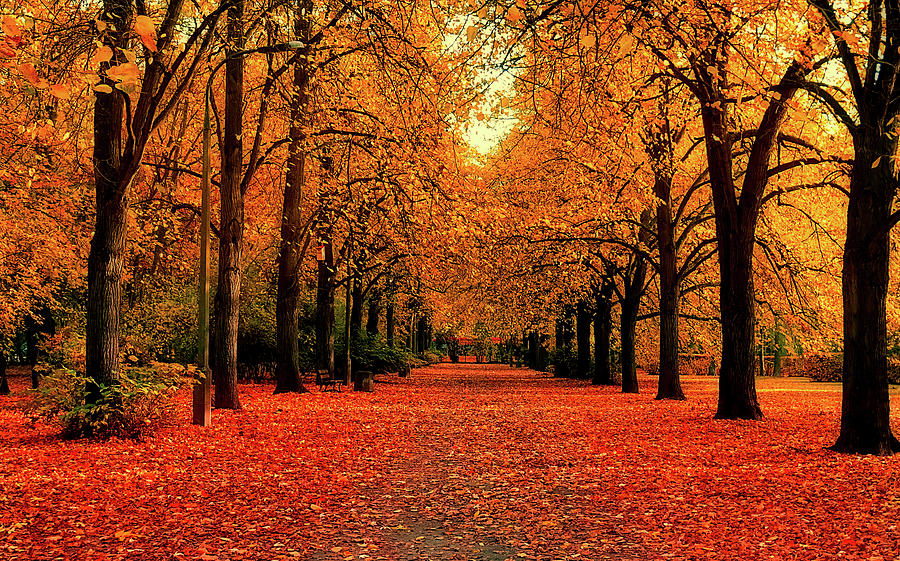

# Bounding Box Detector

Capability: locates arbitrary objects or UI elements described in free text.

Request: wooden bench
[316,369,345,392]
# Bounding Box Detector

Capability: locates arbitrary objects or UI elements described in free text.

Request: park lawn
[0,364,898,561]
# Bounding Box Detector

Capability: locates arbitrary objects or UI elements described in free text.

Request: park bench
[316,369,345,392]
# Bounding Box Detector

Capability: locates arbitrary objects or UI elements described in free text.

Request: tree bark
[593,284,613,385]
[528,331,539,369]
[315,239,335,376]
[366,290,381,336]
[0,349,8,395]
[833,134,900,454]
[385,301,395,347]
[576,301,591,379]
[714,226,761,418]
[655,172,685,400]
[86,0,132,390]
[212,0,244,410]
[349,280,364,340]
[621,211,650,394]
[620,288,642,394]
[274,0,312,395]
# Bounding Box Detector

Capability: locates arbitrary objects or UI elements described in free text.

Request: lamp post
[193,41,305,426]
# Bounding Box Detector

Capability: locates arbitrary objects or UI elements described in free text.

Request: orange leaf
[134,15,158,52]
[1,16,22,46]
[92,45,113,66]
[49,83,71,99]
[17,62,48,88]
[106,61,140,84]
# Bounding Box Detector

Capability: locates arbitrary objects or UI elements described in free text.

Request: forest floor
[1,364,898,561]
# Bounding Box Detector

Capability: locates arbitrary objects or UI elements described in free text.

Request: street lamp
[193,41,305,426]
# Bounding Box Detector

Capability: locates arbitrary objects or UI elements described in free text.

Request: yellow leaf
[94,84,113,94]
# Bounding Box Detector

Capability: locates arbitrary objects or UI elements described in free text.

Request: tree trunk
[620,297,640,394]
[416,315,429,353]
[0,350,8,395]
[528,331,539,369]
[274,0,312,395]
[699,61,807,419]
[350,280,364,340]
[833,135,900,454]
[655,185,685,400]
[212,0,244,410]
[715,226,761,419]
[366,290,381,336]
[315,239,335,376]
[85,0,132,391]
[576,301,591,379]
[25,318,40,389]
[385,302,394,347]
[593,285,613,385]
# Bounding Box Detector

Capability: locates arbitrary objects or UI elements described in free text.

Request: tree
[274,0,313,394]
[634,0,818,418]
[85,0,219,392]
[212,0,245,410]
[808,0,900,454]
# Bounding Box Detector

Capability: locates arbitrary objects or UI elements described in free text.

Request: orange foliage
[1,365,898,558]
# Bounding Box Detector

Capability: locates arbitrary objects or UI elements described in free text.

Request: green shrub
[550,346,578,378]
[24,367,183,440]
[341,333,414,373]
[421,350,444,365]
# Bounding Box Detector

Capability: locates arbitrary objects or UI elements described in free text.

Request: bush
[342,333,412,373]
[550,346,578,378]
[24,366,183,440]
[421,350,444,365]
[799,353,900,385]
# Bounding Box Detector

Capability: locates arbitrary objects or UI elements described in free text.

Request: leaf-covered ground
[1,364,898,560]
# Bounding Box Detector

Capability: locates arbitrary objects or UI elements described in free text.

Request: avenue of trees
[0,0,898,453]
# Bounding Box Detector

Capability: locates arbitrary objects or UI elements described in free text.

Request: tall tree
[212,0,245,409]
[274,0,313,394]
[809,0,900,454]
[87,0,217,389]
[635,1,816,418]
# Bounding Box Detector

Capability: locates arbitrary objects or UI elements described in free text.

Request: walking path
[0,363,897,560]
